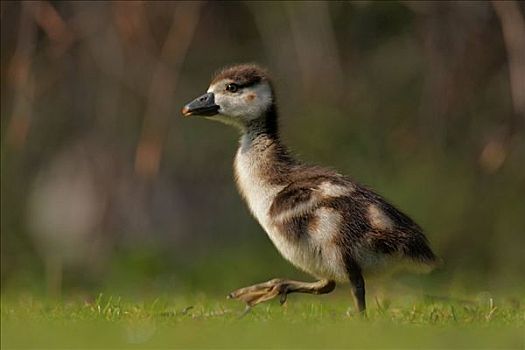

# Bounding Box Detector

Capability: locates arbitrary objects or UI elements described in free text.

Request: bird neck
[240,103,281,152]
[237,104,297,184]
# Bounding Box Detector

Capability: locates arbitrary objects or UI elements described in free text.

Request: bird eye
[226,83,239,93]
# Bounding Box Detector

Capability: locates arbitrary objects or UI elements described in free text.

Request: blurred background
[1,1,524,299]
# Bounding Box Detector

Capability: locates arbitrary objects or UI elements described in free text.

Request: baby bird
[182,64,439,313]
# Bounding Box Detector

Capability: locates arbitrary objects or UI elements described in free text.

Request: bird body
[182,64,439,312]
[234,130,436,282]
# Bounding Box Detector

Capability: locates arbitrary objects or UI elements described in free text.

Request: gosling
[182,64,439,313]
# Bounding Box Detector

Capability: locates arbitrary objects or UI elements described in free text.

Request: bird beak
[181,92,220,117]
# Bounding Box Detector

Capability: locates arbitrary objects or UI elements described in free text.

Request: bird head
[182,64,274,131]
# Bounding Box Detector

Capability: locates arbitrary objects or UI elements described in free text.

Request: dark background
[1,1,524,298]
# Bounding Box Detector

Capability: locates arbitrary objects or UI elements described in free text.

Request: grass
[2,290,524,349]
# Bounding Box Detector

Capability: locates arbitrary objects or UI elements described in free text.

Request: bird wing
[268,173,437,264]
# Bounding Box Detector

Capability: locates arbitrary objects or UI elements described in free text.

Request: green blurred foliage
[1,1,524,298]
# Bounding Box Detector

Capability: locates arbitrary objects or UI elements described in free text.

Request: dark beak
[181,92,220,117]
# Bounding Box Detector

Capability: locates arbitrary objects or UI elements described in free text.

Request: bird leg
[227,278,336,307]
[345,259,366,314]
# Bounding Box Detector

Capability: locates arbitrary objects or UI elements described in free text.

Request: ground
[2,291,524,349]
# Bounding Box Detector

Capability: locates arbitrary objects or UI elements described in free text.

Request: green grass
[2,291,524,349]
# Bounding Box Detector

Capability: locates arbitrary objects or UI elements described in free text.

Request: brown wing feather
[332,185,438,265]
[270,170,438,266]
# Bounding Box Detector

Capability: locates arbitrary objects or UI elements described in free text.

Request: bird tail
[405,234,443,273]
